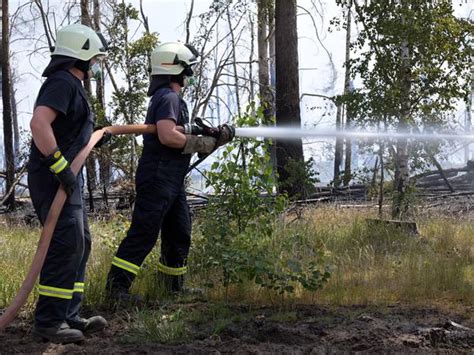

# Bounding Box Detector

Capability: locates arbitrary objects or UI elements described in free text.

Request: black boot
[67,316,107,334]
[33,321,85,343]
[106,287,144,308]
[159,274,204,297]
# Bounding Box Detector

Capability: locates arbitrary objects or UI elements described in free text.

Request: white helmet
[151,42,199,76]
[52,24,108,61]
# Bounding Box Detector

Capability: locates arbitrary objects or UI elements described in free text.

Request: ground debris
[2,304,473,353]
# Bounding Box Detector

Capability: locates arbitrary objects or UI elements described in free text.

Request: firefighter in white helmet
[106,42,234,303]
[28,24,109,343]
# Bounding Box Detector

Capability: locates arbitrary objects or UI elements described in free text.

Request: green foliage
[104,2,158,179]
[336,1,472,215]
[107,2,157,124]
[391,182,419,220]
[100,214,131,253]
[193,104,330,297]
[342,0,472,130]
[278,157,319,200]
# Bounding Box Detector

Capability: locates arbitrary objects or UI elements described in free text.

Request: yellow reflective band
[53,151,61,159]
[74,282,85,293]
[50,156,68,174]
[157,262,187,276]
[112,256,140,275]
[38,284,74,300]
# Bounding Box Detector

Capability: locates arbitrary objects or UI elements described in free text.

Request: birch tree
[1,0,16,210]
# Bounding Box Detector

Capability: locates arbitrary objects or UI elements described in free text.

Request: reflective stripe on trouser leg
[157,262,188,276]
[38,284,74,299]
[111,256,141,275]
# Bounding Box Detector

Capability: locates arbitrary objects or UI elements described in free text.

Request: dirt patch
[1,304,473,353]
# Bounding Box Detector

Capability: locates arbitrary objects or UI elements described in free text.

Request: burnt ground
[1,303,473,354]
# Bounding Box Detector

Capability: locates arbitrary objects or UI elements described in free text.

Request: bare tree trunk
[10,76,19,167]
[393,1,411,219]
[248,10,255,105]
[33,0,55,51]
[120,0,136,180]
[184,0,194,44]
[342,1,353,187]
[81,0,96,211]
[94,0,111,210]
[333,104,343,186]
[268,2,277,175]
[226,6,246,169]
[214,20,222,125]
[268,4,276,94]
[2,0,15,210]
[465,67,473,163]
[140,0,152,75]
[275,0,305,198]
[258,0,273,124]
[378,142,384,219]
[226,6,241,118]
[257,0,276,176]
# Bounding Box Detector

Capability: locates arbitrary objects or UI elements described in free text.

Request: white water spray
[235,127,474,142]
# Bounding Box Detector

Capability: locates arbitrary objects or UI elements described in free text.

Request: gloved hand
[56,167,77,197]
[182,135,217,155]
[182,123,219,137]
[94,126,112,148]
[42,148,77,197]
[215,124,235,147]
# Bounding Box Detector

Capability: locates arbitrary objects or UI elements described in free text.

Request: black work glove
[94,126,112,148]
[215,124,235,148]
[56,167,77,197]
[42,148,77,197]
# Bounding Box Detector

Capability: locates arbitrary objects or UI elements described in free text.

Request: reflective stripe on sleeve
[49,155,68,174]
[73,282,85,293]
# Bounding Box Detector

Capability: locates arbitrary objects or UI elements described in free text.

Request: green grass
[122,307,187,344]
[0,223,39,316]
[0,206,472,342]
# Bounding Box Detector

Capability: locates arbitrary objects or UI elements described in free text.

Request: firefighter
[106,42,234,303]
[28,24,109,343]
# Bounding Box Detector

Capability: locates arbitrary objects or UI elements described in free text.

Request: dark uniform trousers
[107,154,192,292]
[28,171,90,328]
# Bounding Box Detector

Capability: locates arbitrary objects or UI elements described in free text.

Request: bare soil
[1,303,473,354]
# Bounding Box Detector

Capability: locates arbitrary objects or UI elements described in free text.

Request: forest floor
[2,302,473,353]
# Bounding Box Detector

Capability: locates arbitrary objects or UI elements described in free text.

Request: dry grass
[0,206,472,314]
[294,207,474,308]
